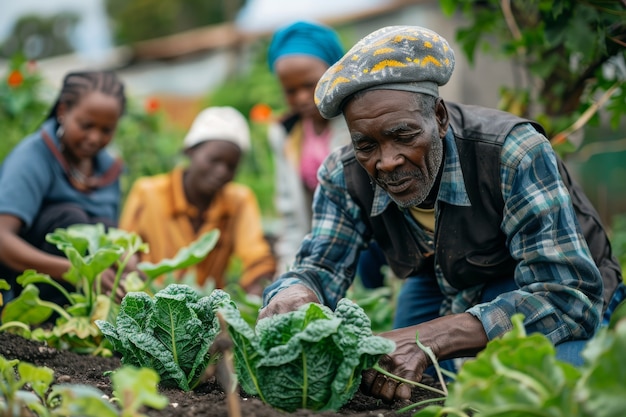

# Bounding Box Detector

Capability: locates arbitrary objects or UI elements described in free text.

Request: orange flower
[249,103,273,123]
[7,70,24,88]
[144,97,160,114]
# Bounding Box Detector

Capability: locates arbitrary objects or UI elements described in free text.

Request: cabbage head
[96,284,232,391]
[220,298,395,412]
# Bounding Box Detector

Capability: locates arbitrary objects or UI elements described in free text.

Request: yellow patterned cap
[314,25,455,119]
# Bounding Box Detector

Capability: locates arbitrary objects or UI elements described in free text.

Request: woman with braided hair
[0,70,129,308]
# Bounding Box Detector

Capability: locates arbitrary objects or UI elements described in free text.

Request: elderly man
[259,25,622,401]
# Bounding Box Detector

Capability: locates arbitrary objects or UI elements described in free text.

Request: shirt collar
[170,167,230,219]
[369,127,470,217]
[171,166,193,216]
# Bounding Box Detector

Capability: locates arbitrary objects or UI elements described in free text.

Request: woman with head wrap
[268,20,388,286]
[267,20,353,274]
[119,106,276,296]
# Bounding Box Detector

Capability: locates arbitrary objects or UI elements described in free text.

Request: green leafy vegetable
[1,225,219,356]
[1,354,166,416]
[96,284,233,391]
[220,298,395,412]
[576,315,626,417]
[413,312,626,417]
[50,366,169,417]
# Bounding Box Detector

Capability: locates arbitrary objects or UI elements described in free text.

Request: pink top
[300,118,331,192]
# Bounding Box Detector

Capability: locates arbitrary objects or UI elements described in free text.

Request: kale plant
[219,298,396,412]
[96,284,233,391]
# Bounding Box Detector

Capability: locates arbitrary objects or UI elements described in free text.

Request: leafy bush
[96,284,233,391]
[411,310,626,417]
[219,298,395,412]
[0,55,50,162]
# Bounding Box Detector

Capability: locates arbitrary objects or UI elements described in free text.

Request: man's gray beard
[388,137,444,209]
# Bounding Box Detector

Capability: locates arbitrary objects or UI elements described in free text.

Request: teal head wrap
[267,21,344,71]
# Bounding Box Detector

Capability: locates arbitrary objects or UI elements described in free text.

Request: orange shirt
[119,167,276,289]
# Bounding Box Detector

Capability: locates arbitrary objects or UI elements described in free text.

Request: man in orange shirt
[119,106,276,295]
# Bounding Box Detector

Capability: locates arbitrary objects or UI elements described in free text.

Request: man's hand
[360,313,488,403]
[361,325,430,402]
[258,284,320,320]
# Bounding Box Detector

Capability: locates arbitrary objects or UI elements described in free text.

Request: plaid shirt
[264,123,603,344]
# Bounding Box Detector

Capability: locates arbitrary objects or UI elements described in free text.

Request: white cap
[183,106,251,151]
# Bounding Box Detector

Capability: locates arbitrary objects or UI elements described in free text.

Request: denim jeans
[393,272,589,371]
[356,240,387,289]
[602,282,626,326]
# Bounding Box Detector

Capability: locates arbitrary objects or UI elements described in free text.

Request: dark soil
[0,332,443,417]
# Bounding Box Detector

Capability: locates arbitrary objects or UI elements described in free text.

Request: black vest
[343,102,621,309]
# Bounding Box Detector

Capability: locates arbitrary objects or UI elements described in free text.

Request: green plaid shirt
[264,123,603,344]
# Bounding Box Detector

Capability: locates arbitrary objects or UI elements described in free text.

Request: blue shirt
[0,119,121,229]
[263,123,603,345]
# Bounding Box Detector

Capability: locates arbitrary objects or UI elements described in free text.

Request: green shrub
[0,55,50,162]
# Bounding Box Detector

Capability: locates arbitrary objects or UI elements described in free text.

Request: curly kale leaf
[96,284,233,391]
[220,298,395,412]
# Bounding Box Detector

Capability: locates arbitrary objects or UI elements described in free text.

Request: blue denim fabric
[356,240,387,289]
[393,273,589,371]
[602,282,626,326]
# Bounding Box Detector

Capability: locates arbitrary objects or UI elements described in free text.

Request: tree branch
[551,82,620,145]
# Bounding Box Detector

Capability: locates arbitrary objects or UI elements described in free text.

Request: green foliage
[440,0,626,145]
[0,55,50,162]
[137,229,220,283]
[0,279,9,307]
[219,298,395,412]
[0,354,55,416]
[1,226,223,357]
[411,313,626,416]
[109,98,185,200]
[0,224,149,354]
[96,284,233,391]
[1,354,167,417]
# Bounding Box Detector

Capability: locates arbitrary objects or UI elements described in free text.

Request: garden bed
[0,332,443,417]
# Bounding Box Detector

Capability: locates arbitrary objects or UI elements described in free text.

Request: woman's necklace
[67,160,99,190]
[69,165,90,184]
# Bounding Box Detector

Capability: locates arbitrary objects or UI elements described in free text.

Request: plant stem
[396,396,446,413]
[39,300,72,321]
[0,321,31,333]
[109,251,132,305]
[415,334,449,396]
[43,277,75,306]
[372,364,447,397]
